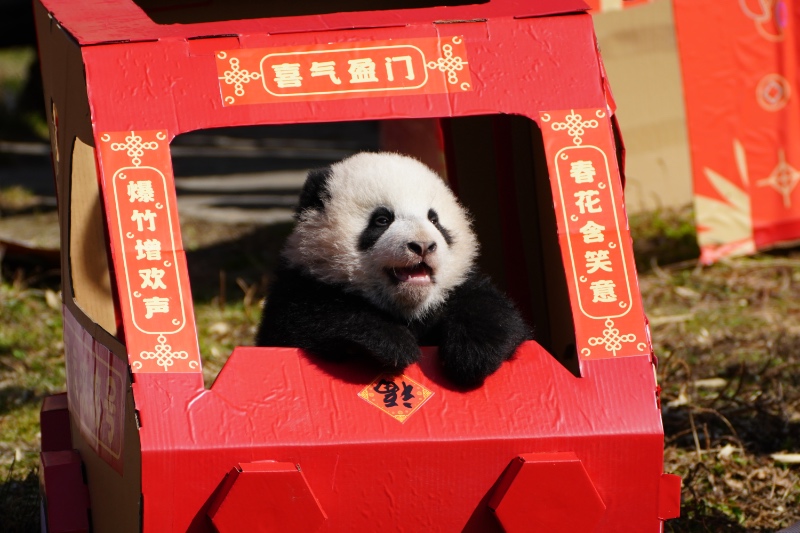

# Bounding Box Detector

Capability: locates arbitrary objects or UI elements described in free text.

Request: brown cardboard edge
[35,3,143,531]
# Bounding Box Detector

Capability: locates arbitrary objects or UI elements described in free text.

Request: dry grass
[644,256,800,531]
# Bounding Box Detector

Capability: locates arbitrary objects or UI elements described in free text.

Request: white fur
[283,152,479,319]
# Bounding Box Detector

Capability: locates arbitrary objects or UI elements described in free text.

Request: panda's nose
[408,241,437,257]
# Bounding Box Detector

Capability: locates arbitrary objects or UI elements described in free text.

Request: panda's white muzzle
[389,262,433,284]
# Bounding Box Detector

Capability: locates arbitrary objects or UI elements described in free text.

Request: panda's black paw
[439,341,508,389]
[439,323,527,389]
[365,327,422,372]
[434,275,531,388]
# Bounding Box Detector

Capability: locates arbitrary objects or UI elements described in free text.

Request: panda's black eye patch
[370,207,394,227]
[359,207,394,251]
[373,214,392,227]
[428,208,453,246]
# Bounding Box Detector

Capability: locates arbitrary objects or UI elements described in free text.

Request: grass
[0,275,64,532]
[0,280,64,475]
[0,48,36,93]
[630,204,700,272]
[647,254,800,531]
[0,186,39,213]
[0,47,48,142]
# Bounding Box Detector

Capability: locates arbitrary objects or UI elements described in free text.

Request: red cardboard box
[34,0,679,531]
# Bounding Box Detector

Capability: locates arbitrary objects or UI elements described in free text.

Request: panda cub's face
[283,152,478,320]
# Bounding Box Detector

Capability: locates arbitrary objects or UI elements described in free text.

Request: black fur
[256,263,531,388]
[428,209,453,246]
[358,207,394,251]
[296,167,332,214]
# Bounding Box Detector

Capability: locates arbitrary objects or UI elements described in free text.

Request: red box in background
[674,1,800,263]
[34,0,680,531]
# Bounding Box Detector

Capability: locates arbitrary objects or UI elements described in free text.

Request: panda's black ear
[296,167,332,215]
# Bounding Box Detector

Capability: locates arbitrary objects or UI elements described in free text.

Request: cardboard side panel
[70,137,119,335]
[34,0,122,337]
[540,108,650,361]
[136,346,665,532]
[490,115,535,320]
[586,0,651,12]
[63,308,127,473]
[592,0,693,214]
[70,386,142,533]
[63,308,142,533]
[441,114,575,366]
[95,130,202,374]
[36,9,145,528]
[528,121,579,371]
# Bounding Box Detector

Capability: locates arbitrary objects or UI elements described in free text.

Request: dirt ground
[645,256,800,531]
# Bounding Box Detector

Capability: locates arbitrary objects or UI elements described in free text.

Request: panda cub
[255,152,531,388]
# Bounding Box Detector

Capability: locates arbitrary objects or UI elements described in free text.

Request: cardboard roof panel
[40,0,589,45]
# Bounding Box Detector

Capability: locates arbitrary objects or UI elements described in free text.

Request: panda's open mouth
[388,263,433,284]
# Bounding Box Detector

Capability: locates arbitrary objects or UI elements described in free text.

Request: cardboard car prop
[34,0,681,531]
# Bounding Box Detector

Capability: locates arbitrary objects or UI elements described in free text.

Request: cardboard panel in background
[592,0,693,214]
[674,0,800,263]
[586,0,651,12]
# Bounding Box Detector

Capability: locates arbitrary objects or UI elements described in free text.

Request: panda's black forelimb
[256,264,422,372]
[256,265,531,387]
[434,274,532,389]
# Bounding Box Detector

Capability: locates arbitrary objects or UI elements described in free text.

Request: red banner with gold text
[97,130,202,373]
[215,36,471,106]
[540,109,650,360]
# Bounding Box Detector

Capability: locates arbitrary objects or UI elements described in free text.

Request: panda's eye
[370,208,394,227]
[427,209,439,225]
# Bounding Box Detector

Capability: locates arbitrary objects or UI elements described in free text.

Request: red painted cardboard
[37,0,590,45]
[488,453,606,532]
[659,473,683,520]
[40,393,71,453]
[130,344,665,530]
[39,450,91,533]
[63,309,127,473]
[33,0,679,530]
[207,462,327,532]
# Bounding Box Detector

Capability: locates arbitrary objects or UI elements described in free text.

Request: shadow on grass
[0,469,40,533]
[0,385,42,417]
[185,221,293,303]
[666,501,750,532]
[629,205,700,271]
